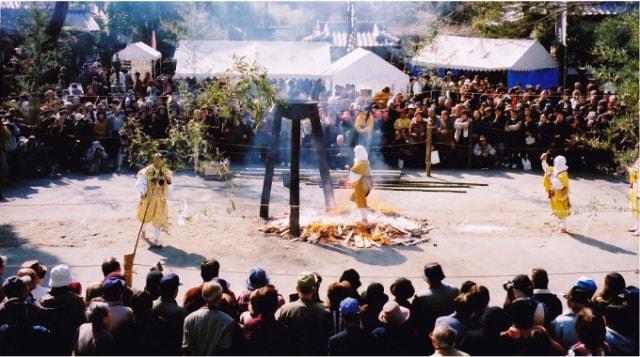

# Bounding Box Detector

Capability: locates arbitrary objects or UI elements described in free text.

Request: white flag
[556,4,567,46]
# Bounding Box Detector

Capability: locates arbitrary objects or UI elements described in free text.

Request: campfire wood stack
[259,218,431,248]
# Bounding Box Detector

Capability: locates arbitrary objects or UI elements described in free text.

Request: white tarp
[324,48,409,94]
[114,42,162,62]
[174,40,331,79]
[412,35,558,72]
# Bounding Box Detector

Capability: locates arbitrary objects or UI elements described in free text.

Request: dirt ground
[1,167,638,306]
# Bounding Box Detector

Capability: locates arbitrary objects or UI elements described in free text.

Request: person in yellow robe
[135,154,173,247]
[626,157,640,236]
[349,145,373,222]
[541,153,570,233]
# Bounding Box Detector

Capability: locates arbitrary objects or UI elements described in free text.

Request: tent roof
[174,41,331,79]
[412,35,558,72]
[323,48,408,93]
[114,42,162,62]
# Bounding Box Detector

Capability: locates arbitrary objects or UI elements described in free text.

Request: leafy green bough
[123,57,279,176]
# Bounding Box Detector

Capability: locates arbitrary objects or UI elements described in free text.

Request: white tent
[114,42,162,62]
[323,48,409,94]
[113,42,162,78]
[174,40,331,79]
[412,35,557,71]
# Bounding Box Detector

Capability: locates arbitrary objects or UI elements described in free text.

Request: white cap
[49,264,73,288]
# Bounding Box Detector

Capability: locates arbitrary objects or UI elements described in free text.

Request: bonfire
[259,200,432,248]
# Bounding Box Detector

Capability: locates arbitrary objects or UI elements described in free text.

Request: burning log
[260,213,431,248]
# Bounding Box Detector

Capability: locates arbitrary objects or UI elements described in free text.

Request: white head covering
[354,145,368,162]
[91,140,102,149]
[553,155,568,175]
[49,264,73,288]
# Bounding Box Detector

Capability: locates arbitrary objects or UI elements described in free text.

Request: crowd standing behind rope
[0,256,637,356]
[0,63,626,199]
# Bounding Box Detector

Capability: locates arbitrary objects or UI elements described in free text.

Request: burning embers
[259,210,432,248]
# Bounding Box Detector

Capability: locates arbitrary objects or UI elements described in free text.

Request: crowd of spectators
[0,255,637,356]
[0,61,626,200]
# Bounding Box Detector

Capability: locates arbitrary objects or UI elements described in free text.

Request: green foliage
[123,58,278,172]
[588,11,639,167]
[11,6,72,94]
[197,56,279,127]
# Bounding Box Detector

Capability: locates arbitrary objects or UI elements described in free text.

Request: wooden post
[290,118,301,237]
[467,123,473,169]
[308,107,336,210]
[425,120,434,177]
[259,107,283,219]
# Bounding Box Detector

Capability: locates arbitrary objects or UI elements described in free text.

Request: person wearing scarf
[541,153,571,233]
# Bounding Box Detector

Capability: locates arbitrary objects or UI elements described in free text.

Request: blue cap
[339,297,360,316]
[159,273,181,293]
[575,277,597,296]
[102,276,125,292]
[247,267,269,290]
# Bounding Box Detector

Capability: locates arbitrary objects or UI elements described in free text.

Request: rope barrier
[3,261,636,280]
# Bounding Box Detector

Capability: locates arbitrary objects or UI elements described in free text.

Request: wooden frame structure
[260,101,335,236]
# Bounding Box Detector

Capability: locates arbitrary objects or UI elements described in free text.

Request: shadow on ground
[314,242,425,266]
[0,224,63,275]
[568,232,635,255]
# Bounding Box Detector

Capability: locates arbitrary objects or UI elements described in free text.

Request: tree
[589,11,639,166]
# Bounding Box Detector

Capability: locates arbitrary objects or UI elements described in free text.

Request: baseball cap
[102,276,125,292]
[339,297,360,316]
[575,277,597,297]
[159,272,182,294]
[296,272,317,292]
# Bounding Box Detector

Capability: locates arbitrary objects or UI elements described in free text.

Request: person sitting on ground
[411,263,459,336]
[473,135,496,170]
[604,303,637,356]
[501,298,565,355]
[328,297,373,356]
[503,274,547,327]
[144,268,163,301]
[0,276,36,325]
[37,265,87,356]
[326,281,352,333]
[372,300,425,355]
[552,277,597,349]
[339,268,363,301]
[20,260,48,301]
[390,277,416,309]
[183,258,220,313]
[85,257,134,306]
[430,323,469,356]
[242,285,291,355]
[531,268,563,322]
[593,272,626,308]
[360,282,389,333]
[458,306,510,356]
[152,273,188,356]
[100,276,135,353]
[182,281,235,356]
[74,302,115,356]
[0,294,51,355]
[16,268,39,307]
[276,272,332,355]
[84,140,108,175]
[568,307,610,356]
